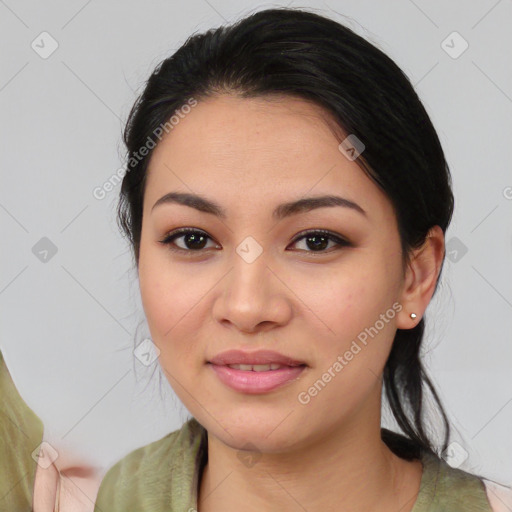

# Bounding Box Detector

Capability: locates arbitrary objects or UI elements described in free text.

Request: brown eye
[159,228,218,252]
[289,230,351,253]
[159,228,350,256]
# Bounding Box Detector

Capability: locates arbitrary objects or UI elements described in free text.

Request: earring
[410,313,417,319]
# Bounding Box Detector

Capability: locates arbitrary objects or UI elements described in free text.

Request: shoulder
[93,416,205,511]
[415,450,496,511]
[0,350,44,440]
[384,430,499,512]
[0,350,44,511]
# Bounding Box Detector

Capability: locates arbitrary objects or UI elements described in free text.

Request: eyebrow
[151,192,367,220]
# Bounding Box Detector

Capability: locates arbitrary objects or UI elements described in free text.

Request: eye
[158,228,350,255]
[289,229,351,254]
[158,228,219,254]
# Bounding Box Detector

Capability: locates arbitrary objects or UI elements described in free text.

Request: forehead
[143,94,392,222]
[149,93,342,167]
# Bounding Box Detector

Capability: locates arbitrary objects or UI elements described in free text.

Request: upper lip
[208,349,306,367]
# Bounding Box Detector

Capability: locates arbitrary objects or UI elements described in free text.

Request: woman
[93,7,511,511]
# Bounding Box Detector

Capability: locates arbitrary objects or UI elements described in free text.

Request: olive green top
[94,416,494,512]
[0,350,44,511]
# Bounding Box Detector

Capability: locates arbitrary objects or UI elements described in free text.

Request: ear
[396,225,445,330]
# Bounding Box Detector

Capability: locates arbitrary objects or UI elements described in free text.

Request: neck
[197,391,423,512]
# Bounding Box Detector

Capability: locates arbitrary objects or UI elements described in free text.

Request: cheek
[299,260,393,330]
[138,247,191,346]
[295,273,399,419]
[138,245,216,377]
[297,257,400,370]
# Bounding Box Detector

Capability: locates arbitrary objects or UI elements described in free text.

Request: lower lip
[208,363,306,394]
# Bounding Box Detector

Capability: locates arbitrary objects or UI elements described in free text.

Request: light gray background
[1,0,511,485]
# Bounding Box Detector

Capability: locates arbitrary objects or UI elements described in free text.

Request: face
[138,94,408,453]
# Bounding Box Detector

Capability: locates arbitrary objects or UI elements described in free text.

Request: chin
[204,411,301,453]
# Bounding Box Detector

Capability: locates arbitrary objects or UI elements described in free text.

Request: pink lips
[207,349,307,394]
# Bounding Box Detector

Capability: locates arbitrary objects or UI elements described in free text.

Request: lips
[208,349,306,368]
[207,349,307,393]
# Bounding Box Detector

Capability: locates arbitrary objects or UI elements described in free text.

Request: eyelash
[158,228,351,256]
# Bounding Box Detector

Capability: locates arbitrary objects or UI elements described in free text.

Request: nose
[212,247,293,334]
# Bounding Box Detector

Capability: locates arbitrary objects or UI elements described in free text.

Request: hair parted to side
[116,7,454,460]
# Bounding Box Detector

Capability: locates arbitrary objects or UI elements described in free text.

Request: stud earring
[410,313,417,319]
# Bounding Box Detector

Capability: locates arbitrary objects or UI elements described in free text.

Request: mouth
[206,350,307,393]
[207,349,306,368]
[223,363,299,371]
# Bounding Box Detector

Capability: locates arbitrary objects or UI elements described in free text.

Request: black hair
[117,7,454,460]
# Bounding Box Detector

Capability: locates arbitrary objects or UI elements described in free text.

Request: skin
[33,439,102,512]
[138,93,445,512]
